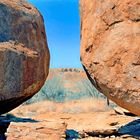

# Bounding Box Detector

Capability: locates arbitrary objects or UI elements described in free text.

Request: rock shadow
[0,113,39,140]
[0,114,39,123]
[66,129,81,140]
[118,119,140,139]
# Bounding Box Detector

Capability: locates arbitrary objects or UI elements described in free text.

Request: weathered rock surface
[80,0,140,116]
[6,120,66,140]
[0,0,50,114]
[8,100,139,139]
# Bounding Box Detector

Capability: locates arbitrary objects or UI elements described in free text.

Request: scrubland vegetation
[25,74,105,104]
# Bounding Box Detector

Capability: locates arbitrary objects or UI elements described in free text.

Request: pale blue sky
[28,0,81,68]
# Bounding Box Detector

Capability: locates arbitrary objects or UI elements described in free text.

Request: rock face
[80,0,140,116]
[0,0,50,114]
[6,120,66,140]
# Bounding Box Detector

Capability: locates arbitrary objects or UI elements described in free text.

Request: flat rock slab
[9,100,140,139]
[6,120,66,140]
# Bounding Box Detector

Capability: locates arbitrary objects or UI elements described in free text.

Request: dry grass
[59,98,112,113]
[11,98,115,117]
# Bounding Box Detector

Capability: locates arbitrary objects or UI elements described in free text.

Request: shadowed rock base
[0,95,34,114]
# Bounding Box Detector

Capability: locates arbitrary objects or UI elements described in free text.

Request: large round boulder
[0,0,50,114]
[80,0,140,116]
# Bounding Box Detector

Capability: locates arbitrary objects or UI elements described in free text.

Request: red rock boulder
[0,0,50,114]
[80,0,140,116]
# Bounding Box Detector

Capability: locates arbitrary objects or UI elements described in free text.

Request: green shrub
[76,79,105,99]
[25,75,65,104]
[25,75,105,105]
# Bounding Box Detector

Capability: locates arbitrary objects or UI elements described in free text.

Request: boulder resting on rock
[80,0,140,116]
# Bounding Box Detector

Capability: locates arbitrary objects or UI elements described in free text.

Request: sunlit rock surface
[80,0,140,116]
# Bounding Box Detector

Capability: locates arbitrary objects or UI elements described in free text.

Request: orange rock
[80,0,140,116]
[0,0,50,114]
[6,120,66,140]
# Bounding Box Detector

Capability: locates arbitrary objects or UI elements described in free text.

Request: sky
[28,0,81,68]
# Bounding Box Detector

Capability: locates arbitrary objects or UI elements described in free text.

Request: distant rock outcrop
[0,0,50,114]
[80,0,140,116]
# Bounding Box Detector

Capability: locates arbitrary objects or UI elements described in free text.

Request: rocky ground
[0,98,139,140]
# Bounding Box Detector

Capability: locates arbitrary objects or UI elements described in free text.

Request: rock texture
[6,120,66,140]
[7,99,139,139]
[80,0,140,116]
[0,0,50,114]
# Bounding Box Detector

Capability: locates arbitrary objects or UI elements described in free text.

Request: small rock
[6,120,66,140]
[110,135,116,138]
